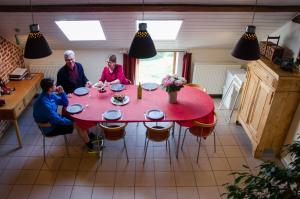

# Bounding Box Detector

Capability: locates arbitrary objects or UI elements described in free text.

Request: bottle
[137,82,142,99]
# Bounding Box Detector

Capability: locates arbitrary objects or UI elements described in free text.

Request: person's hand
[56,86,64,94]
[86,81,92,88]
[98,81,105,88]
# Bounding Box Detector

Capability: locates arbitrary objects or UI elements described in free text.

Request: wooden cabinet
[0,73,43,147]
[237,59,300,158]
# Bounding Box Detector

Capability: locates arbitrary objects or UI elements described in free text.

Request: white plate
[103,109,122,120]
[142,83,159,91]
[66,103,83,114]
[111,96,130,106]
[74,87,89,96]
[145,109,164,120]
[110,83,125,92]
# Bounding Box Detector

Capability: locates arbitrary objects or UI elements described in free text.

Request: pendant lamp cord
[30,0,35,24]
[251,0,258,25]
[142,0,145,21]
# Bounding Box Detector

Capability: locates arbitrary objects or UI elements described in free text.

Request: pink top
[68,85,214,130]
[99,64,129,84]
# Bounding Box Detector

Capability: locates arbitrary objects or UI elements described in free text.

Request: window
[137,52,176,84]
[55,20,106,41]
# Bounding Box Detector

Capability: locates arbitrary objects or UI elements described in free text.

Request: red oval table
[68,85,215,158]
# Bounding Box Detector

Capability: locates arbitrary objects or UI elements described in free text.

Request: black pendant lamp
[129,23,157,59]
[232,0,260,61]
[24,24,52,59]
[128,0,157,59]
[24,0,52,59]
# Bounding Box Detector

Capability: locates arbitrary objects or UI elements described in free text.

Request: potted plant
[222,138,300,199]
[161,74,186,103]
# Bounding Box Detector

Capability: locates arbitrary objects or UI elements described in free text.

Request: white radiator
[192,63,241,95]
[29,65,60,82]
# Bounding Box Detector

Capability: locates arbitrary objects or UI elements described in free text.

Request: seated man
[57,50,92,94]
[33,78,95,151]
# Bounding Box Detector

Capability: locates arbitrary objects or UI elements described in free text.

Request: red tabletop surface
[68,85,214,129]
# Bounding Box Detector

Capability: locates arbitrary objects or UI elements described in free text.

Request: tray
[111,95,130,106]
[66,103,83,114]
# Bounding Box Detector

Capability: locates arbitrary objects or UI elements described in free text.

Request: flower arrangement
[161,74,187,93]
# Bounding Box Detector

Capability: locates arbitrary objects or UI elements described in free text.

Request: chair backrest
[143,122,173,142]
[99,123,128,140]
[36,122,51,136]
[189,112,217,137]
[186,83,207,92]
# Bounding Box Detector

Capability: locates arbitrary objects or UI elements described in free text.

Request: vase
[168,91,177,104]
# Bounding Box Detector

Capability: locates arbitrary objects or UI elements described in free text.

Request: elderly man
[33,78,95,151]
[57,50,92,94]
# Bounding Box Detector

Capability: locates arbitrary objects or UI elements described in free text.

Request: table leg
[13,120,23,147]
[176,125,182,159]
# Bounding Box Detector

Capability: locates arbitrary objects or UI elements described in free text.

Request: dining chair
[180,112,217,163]
[186,83,207,93]
[36,122,69,163]
[143,122,174,165]
[98,122,129,164]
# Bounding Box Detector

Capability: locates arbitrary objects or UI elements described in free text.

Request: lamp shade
[129,23,157,59]
[232,25,260,61]
[24,24,52,59]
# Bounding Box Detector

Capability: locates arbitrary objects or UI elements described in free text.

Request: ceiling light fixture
[24,0,52,59]
[232,0,260,61]
[128,0,157,59]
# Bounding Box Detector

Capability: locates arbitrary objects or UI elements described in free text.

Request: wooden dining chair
[143,122,174,165]
[186,83,207,93]
[36,122,69,163]
[98,123,129,164]
[181,112,217,163]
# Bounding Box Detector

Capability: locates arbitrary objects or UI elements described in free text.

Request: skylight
[55,20,106,41]
[136,20,182,40]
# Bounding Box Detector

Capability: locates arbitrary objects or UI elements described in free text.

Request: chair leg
[144,132,147,151]
[100,140,105,165]
[181,129,188,151]
[172,122,175,138]
[176,125,182,159]
[143,139,150,165]
[43,136,46,163]
[196,136,202,163]
[63,135,69,156]
[213,130,216,153]
[167,139,171,165]
[123,137,129,162]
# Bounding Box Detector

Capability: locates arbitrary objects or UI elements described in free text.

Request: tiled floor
[0,99,263,199]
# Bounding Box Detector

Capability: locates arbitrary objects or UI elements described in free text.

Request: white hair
[64,50,75,59]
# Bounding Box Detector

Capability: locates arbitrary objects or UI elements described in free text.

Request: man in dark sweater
[57,50,92,94]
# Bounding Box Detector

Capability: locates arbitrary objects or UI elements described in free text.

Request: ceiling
[0,0,299,51]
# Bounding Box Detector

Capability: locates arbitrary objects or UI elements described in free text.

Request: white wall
[24,49,122,83]
[271,22,300,60]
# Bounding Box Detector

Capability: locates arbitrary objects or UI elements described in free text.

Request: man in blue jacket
[57,50,92,94]
[33,78,95,151]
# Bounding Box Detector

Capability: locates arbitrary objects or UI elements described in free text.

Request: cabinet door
[247,80,274,141]
[239,71,259,123]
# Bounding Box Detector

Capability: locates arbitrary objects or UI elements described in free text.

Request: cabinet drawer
[14,101,25,118]
[24,87,37,105]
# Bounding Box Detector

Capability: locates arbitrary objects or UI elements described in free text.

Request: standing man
[57,50,92,94]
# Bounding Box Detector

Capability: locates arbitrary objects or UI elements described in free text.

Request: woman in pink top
[98,55,130,86]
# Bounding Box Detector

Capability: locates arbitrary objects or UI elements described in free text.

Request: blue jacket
[57,62,88,94]
[33,92,73,134]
